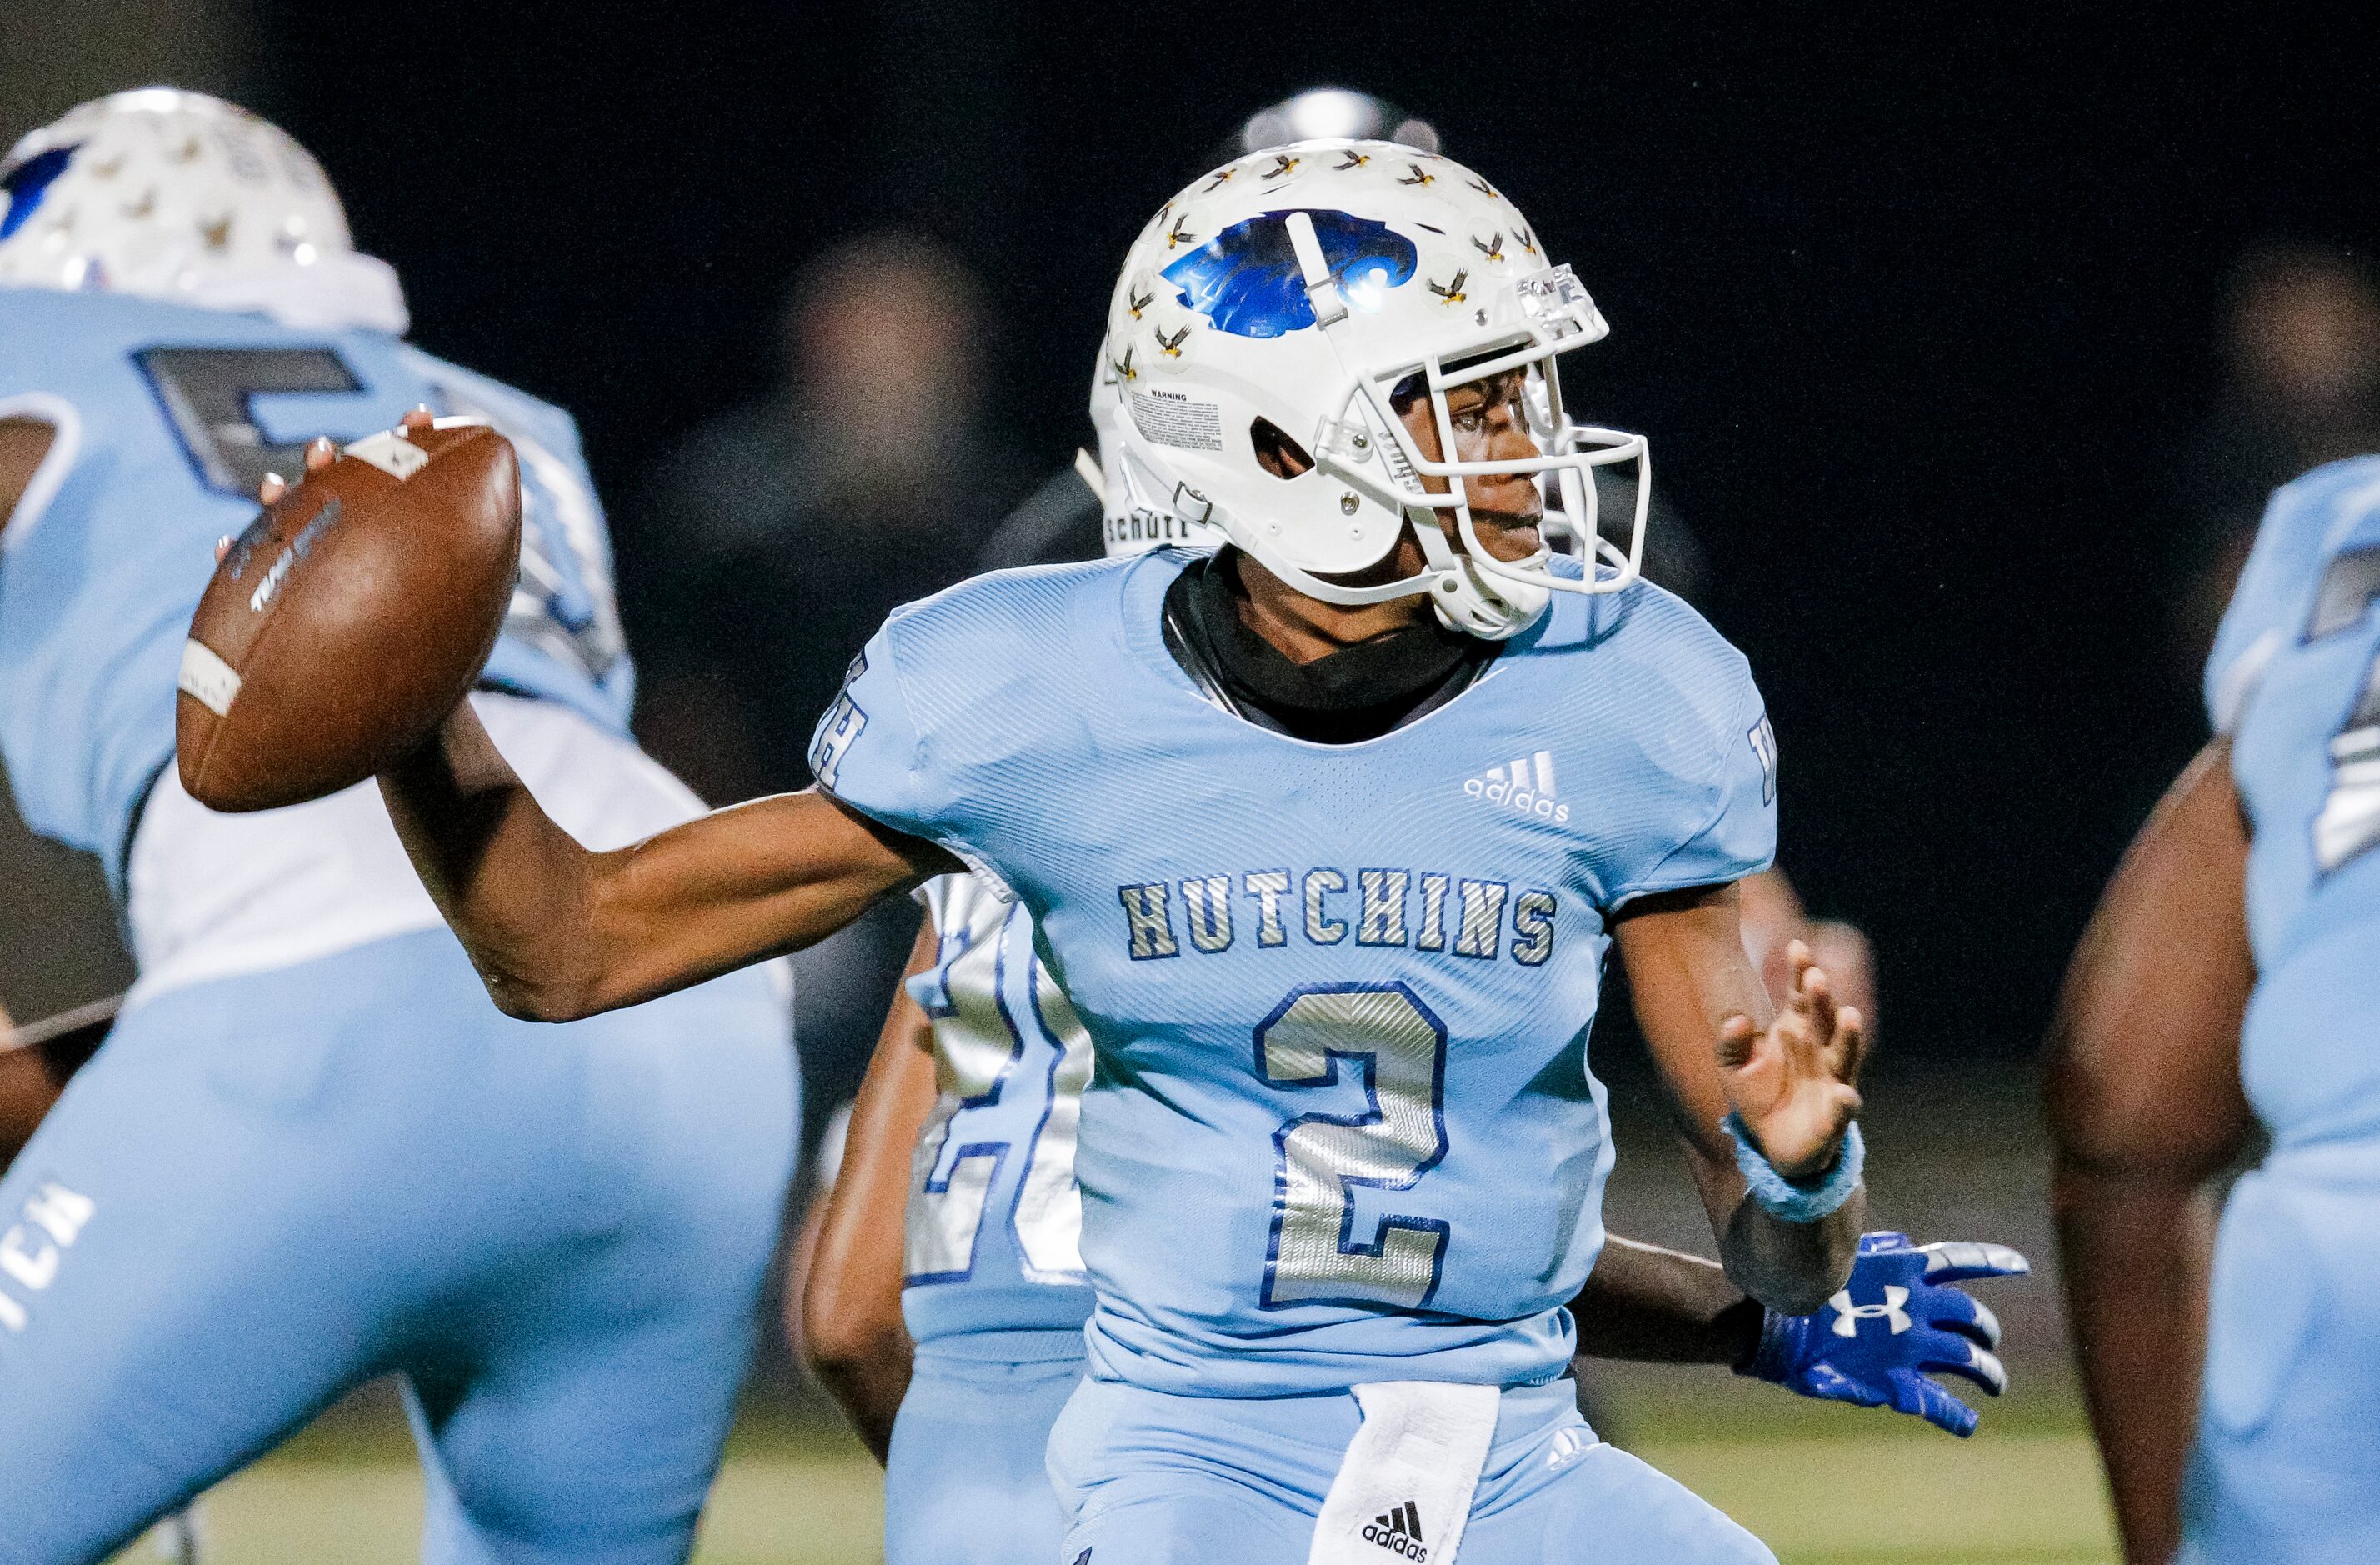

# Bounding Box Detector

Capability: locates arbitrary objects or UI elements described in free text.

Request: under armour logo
[1830,1285,1912,1338]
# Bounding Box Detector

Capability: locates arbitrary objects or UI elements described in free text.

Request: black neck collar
[1159,550,1501,744]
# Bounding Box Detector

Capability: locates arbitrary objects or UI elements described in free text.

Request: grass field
[111,1378,2118,1565]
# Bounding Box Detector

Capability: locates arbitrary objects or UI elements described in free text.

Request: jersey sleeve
[808,625,938,829]
[2204,463,2372,735]
[1607,664,1780,906]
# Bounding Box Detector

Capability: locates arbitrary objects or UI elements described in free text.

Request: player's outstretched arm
[379,708,952,1020]
[1575,1232,2028,1437]
[1615,882,1868,1315]
[800,918,940,1462]
[2047,742,2254,1565]
[248,422,965,1022]
[1570,1234,1762,1362]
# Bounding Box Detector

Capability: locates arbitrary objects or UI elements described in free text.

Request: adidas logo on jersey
[1362,1500,1428,1561]
[1463,751,1568,824]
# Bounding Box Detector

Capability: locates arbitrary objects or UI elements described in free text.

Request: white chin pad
[1413,513,1549,638]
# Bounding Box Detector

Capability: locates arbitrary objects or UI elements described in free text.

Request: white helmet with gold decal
[0,88,407,333]
[1100,140,1645,637]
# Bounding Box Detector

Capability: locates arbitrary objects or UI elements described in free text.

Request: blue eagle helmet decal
[0,144,79,242]
[1162,208,1418,338]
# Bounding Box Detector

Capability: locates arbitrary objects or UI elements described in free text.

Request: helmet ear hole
[1250,418,1313,479]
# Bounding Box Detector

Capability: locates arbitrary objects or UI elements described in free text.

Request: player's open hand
[1717,940,1867,1178]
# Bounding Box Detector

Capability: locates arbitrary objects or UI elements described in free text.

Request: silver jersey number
[907,895,1091,1283]
[1258,982,1450,1309]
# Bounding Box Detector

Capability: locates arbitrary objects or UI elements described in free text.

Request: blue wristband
[1722,1112,1864,1223]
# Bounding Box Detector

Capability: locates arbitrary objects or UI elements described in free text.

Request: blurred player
[0,91,796,1563]
[801,398,2022,1563]
[2051,452,2380,1559]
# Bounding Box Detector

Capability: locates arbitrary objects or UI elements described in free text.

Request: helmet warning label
[1128,388,1222,452]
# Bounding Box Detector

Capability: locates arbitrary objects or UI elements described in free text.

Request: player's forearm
[802,928,940,1462]
[378,702,614,1019]
[1682,1119,1865,1317]
[2053,1163,2212,1564]
[805,1321,914,1464]
[791,1179,914,1466]
[1570,1236,1763,1363]
[382,706,952,1020]
[2043,742,2253,1562]
[1719,1184,1863,1318]
[1618,887,1867,1315]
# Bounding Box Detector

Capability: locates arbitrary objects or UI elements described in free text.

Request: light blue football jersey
[2207,456,2380,1152]
[0,286,629,878]
[902,870,1097,1345]
[812,550,1777,1396]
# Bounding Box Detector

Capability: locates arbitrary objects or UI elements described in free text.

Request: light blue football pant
[2182,1153,2380,1564]
[0,928,797,1565]
[1048,1376,1774,1564]
[884,1332,1086,1565]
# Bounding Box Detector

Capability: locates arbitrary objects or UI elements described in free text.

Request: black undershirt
[1160,549,1502,744]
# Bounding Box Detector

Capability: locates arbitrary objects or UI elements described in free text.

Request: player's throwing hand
[1717,940,1867,1178]
[249,409,428,509]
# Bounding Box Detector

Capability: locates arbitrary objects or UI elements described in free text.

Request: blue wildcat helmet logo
[1161,209,1417,339]
[0,144,80,242]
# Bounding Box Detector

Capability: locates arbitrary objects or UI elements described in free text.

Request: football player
[801,399,2024,1564]
[982,87,1882,1035]
[358,140,1898,1561]
[0,91,796,1563]
[2050,457,2380,1558]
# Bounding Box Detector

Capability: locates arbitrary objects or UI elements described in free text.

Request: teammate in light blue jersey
[799,394,2024,1565]
[803,870,1097,1565]
[0,92,795,1563]
[2054,455,2380,1563]
[360,138,1914,1563]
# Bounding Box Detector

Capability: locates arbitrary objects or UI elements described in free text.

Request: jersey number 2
[1258,982,1450,1310]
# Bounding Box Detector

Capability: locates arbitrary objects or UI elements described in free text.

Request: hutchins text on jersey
[1117,869,1556,966]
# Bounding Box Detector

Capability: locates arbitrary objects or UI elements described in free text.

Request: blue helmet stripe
[0,144,81,242]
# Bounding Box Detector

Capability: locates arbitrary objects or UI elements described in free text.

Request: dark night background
[259,4,2380,1061]
[11,2,2380,1064]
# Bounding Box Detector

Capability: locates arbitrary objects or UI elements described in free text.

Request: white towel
[1309,1381,1500,1565]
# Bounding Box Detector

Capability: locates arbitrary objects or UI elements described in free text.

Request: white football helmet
[1088,343,1226,558]
[0,88,407,334]
[1100,139,1646,638]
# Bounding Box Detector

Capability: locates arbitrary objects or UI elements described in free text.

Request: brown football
[176,420,521,812]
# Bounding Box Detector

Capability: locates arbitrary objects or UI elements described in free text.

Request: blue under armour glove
[1742,1231,2030,1437]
